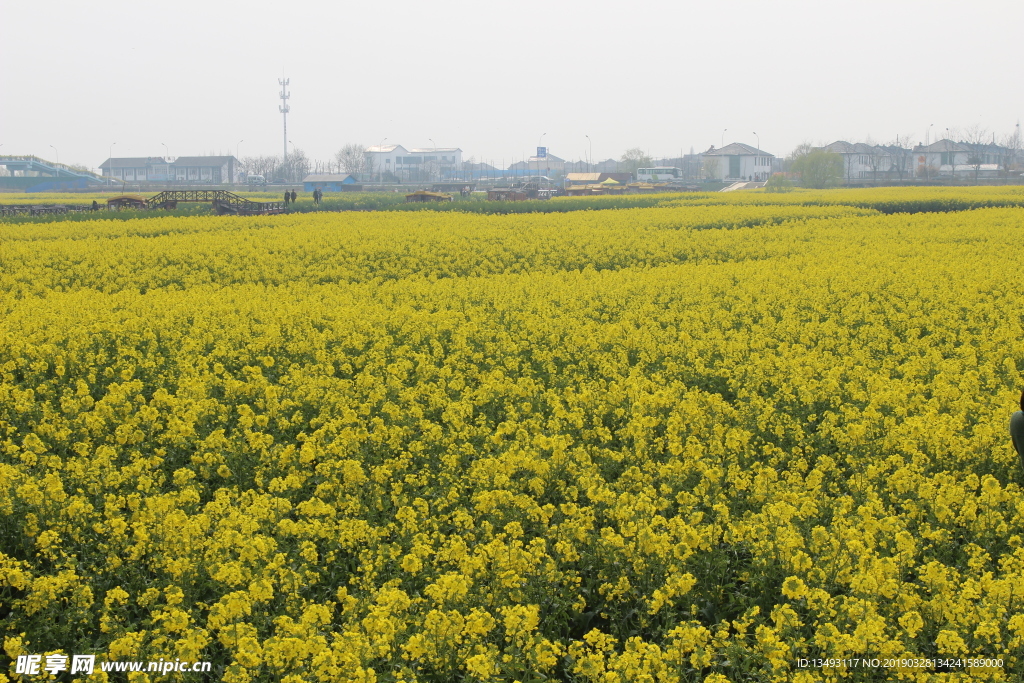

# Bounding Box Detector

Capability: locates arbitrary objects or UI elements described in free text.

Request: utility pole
[279,78,290,163]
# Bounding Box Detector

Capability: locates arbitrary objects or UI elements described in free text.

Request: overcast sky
[2,0,1021,170]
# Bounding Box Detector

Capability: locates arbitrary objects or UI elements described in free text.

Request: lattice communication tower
[279,78,290,162]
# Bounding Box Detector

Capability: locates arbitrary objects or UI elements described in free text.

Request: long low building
[302,174,361,191]
[364,144,464,181]
[99,156,241,184]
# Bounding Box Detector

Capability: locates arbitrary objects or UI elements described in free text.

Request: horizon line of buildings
[8,135,1022,188]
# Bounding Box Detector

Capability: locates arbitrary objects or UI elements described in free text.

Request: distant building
[913,139,971,173]
[703,143,774,181]
[819,141,918,182]
[912,139,1009,178]
[364,144,464,181]
[98,156,240,184]
[303,174,360,192]
[816,139,1012,182]
[363,144,408,181]
[406,147,464,180]
[464,161,503,181]
[527,152,565,177]
[592,158,620,173]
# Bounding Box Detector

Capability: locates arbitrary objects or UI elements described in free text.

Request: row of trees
[240,145,409,183]
[238,150,312,184]
[238,144,373,183]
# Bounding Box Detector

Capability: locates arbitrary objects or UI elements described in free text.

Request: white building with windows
[363,144,408,180]
[703,143,774,181]
[821,141,918,182]
[364,144,464,181]
[821,141,879,181]
[914,139,971,171]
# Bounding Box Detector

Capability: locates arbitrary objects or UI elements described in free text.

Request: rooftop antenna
[279,76,291,163]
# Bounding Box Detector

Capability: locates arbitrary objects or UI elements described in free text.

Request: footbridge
[0,155,107,184]
[146,190,285,215]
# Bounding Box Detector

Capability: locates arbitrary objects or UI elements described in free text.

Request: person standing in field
[290,190,297,203]
[1012,390,1024,474]
[284,191,290,205]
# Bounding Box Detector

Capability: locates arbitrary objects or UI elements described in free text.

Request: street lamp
[108,142,116,184]
[722,129,727,148]
[945,128,951,179]
[378,137,387,184]
[537,133,547,181]
[429,138,436,181]
[752,132,761,180]
[234,140,243,185]
[287,140,297,184]
[1011,121,1019,167]
[586,135,592,172]
[49,145,59,177]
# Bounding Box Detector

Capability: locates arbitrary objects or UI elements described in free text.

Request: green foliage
[792,150,843,189]
[763,174,794,193]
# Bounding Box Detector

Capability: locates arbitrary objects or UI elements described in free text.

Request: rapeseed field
[1,189,1023,682]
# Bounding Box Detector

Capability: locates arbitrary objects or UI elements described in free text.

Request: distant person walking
[284,191,290,206]
[290,190,297,204]
[1011,390,1024,474]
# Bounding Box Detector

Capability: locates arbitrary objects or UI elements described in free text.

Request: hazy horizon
[3,0,1021,171]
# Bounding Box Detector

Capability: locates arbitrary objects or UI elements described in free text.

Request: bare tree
[279,147,310,183]
[701,156,720,180]
[241,155,281,181]
[422,159,441,183]
[961,124,991,184]
[1000,126,1021,178]
[334,144,366,175]
[885,135,915,182]
[619,147,652,179]
[866,144,887,184]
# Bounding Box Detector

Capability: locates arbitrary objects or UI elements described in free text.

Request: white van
[246,174,267,186]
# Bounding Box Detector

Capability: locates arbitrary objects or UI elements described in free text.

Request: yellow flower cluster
[2,189,1023,682]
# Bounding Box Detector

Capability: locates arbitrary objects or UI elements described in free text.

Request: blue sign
[537,146,547,158]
